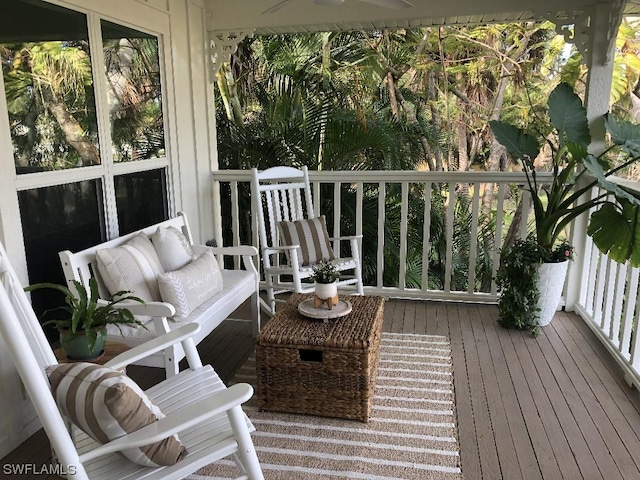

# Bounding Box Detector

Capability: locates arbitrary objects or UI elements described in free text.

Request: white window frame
[0,0,178,282]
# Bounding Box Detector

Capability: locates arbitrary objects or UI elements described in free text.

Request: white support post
[563,1,623,311]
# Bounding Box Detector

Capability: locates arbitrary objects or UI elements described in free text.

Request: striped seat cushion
[157,250,223,320]
[278,216,335,267]
[46,362,186,467]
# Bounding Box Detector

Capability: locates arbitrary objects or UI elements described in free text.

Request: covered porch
[1,0,640,476]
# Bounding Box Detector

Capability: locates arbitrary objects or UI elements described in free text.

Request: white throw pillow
[151,226,196,272]
[157,250,223,320]
[96,233,164,302]
[46,362,186,466]
[278,215,335,267]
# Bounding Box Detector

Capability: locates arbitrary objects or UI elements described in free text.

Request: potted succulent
[490,82,640,334]
[25,278,145,360]
[311,259,340,309]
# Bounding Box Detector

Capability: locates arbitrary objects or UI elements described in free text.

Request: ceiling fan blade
[359,0,412,9]
[262,0,296,14]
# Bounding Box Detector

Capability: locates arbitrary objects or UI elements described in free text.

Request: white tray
[298,298,352,321]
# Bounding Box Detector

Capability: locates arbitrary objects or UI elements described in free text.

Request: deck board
[478,304,544,480]
[4,299,640,480]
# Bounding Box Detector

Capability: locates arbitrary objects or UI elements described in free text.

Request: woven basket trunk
[256,294,385,422]
[536,261,569,327]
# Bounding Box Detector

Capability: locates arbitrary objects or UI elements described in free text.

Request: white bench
[59,212,260,377]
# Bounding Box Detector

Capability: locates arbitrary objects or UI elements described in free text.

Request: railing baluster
[356,182,364,270]
[602,260,618,338]
[594,255,609,330]
[467,183,480,294]
[333,182,341,254]
[421,182,431,292]
[313,181,321,217]
[399,182,409,290]
[377,182,386,289]
[491,183,506,295]
[620,266,639,358]
[444,182,455,293]
[230,180,240,269]
[585,237,599,316]
[610,263,627,347]
[630,283,640,371]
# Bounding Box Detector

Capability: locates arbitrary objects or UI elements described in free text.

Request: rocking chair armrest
[78,383,253,463]
[97,299,175,318]
[264,245,299,253]
[103,323,201,370]
[329,235,363,242]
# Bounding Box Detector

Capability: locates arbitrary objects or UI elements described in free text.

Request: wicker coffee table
[256,293,385,422]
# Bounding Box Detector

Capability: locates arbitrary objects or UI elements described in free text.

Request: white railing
[572,181,640,389]
[212,169,552,303]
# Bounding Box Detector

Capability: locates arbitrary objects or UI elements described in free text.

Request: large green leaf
[489,120,539,160]
[604,114,640,156]
[548,82,590,146]
[588,200,640,266]
[583,155,640,206]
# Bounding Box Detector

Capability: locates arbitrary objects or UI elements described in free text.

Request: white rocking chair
[250,166,364,315]
[0,240,264,480]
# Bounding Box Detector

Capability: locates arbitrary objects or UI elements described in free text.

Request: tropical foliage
[491,82,640,265]
[214,22,638,291]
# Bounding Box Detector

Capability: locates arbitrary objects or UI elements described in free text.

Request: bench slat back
[59,213,192,299]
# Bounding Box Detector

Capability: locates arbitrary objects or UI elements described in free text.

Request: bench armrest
[79,382,253,462]
[103,323,201,371]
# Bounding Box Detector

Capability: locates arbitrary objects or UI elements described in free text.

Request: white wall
[0,0,218,457]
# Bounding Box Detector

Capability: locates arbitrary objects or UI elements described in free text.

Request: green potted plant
[25,278,145,360]
[311,259,340,309]
[490,82,640,334]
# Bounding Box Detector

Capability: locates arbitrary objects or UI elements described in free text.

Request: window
[115,169,168,234]
[18,181,104,341]
[1,2,100,172]
[1,1,170,341]
[102,20,165,163]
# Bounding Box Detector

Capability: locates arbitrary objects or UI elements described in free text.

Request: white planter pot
[536,261,569,327]
[314,281,338,300]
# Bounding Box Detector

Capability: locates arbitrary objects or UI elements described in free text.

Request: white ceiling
[206,0,640,35]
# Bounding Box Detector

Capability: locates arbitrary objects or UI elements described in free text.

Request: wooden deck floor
[3,299,640,479]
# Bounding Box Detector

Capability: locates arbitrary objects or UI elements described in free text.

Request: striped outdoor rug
[190,332,463,480]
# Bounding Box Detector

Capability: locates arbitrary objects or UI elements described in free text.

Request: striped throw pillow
[157,250,223,320]
[96,233,164,303]
[46,362,186,467]
[278,216,335,267]
[151,226,196,272]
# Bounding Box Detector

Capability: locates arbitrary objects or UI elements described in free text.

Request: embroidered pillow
[96,233,164,302]
[151,226,196,272]
[278,216,335,267]
[157,250,223,320]
[46,362,186,466]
